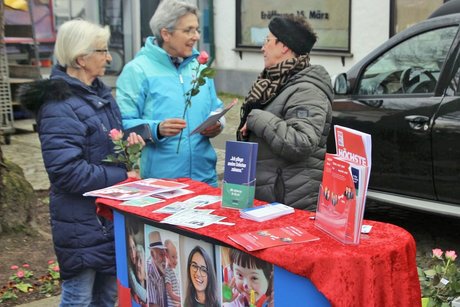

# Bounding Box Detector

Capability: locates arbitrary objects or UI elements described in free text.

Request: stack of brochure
[229,225,319,251]
[240,202,294,222]
[315,125,372,245]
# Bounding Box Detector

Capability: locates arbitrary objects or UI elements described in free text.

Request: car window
[357,26,458,95]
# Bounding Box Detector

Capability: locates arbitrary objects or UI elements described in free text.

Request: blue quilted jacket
[20,65,127,279]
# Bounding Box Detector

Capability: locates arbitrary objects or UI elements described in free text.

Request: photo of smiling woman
[184,245,220,307]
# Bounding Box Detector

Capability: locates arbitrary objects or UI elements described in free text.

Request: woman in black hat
[237,15,334,211]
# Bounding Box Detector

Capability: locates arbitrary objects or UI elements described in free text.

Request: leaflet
[228,226,319,251]
[83,178,189,200]
[190,98,238,135]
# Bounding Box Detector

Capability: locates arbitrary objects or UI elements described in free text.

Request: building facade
[50,0,445,95]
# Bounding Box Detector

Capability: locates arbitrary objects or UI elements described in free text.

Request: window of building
[236,0,351,53]
[391,0,445,35]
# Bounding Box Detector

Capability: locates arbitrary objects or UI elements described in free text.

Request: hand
[126,132,145,148]
[200,121,222,138]
[222,277,239,302]
[127,170,141,179]
[159,118,186,137]
[239,122,248,138]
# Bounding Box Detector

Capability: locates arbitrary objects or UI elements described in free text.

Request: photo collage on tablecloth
[123,217,274,307]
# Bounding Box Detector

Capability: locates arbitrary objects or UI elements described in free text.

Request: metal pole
[27,0,42,72]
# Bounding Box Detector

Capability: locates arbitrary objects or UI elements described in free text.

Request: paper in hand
[190,98,238,135]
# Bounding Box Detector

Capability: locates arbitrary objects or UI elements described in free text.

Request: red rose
[109,129,123,141]
[197,51,209,64]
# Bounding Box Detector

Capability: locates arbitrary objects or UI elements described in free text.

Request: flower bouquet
[103,129,142,171]
[418,249,460,307]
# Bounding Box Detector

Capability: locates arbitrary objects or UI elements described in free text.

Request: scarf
[237,55,310,141]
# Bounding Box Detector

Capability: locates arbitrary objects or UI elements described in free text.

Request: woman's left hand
[127,170,141,179]
[126,132,146,148]
[201,121,222,138]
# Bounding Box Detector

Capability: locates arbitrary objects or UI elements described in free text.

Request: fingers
[201,121,222,138]
[127,170,141,179]
[229,276,236,288]
[239,122,248,137]
[126,132,145,147]
[159,118,187,137]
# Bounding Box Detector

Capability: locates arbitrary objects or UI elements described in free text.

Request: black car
[328,13,460,217]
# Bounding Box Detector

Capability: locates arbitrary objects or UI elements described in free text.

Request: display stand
[221,178,256,209]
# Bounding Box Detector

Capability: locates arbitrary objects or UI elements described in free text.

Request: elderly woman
[19,19,142,306]
[116,0,224,187]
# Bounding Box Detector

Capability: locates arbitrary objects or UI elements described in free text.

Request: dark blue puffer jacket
[19,65,128,279]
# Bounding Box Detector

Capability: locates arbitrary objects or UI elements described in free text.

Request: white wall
[212,0,391,95]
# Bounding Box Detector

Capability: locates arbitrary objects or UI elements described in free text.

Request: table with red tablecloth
[96,178,421,307]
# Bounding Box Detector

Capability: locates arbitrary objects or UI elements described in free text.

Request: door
[432,49,460,204]
[332,25,459,200]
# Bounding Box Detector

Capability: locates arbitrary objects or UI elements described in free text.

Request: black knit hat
[268,16,317,55]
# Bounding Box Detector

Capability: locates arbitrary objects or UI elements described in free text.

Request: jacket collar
[50,65,111,109]
[142,36,199,69]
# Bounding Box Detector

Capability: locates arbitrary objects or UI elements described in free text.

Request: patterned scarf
[237,55,311,140]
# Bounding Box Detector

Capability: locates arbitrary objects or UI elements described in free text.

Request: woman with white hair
[19,19,143,306]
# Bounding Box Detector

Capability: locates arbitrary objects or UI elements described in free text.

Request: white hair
[149,0,199,46]
[54,19,110,68]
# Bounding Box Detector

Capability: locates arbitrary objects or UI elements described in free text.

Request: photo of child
[221,247,273,307]
[164,239,181,307]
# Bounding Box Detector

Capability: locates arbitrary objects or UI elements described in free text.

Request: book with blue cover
[221,141,258,209]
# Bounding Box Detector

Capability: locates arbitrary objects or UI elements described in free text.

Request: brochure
[154,195,221,214]
[228,226,319,251]
[315,125,371,245]
[153,201,201,214]
[155,188,194,199]
[160,209,226,229]
[121,196,164,207]
[184,195,221,207]
[190,98,238,135]
[83,178,189,200]
[221,140,258,209]
[240,202,294,222]
[315,154,368,244]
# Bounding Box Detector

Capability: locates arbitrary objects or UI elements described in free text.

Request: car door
[331,24,459,200]
[431,47,460,204]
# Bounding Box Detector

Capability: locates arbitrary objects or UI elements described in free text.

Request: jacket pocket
[274,168,285,203]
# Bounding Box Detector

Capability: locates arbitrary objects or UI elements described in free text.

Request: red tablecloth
[96,178,421,307]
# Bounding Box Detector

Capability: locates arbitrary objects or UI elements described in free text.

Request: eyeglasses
[190,261,208,276]
[172,27,201,37]
[263,37,278,45]
[91,49,109,55]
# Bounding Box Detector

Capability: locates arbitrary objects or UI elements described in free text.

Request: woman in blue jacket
[116,0,224,187]
[19,20,142,306]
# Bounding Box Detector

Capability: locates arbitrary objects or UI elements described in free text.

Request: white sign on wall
[236,0,351,52]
